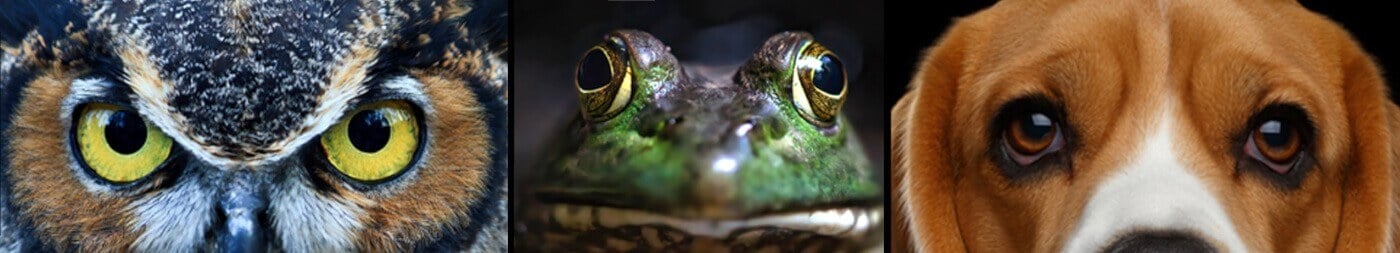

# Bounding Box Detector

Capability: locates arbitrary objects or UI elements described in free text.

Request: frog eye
[73,103,174,183]
[790,41,846,126]
[575,41,633,122]
[320,101,421,182]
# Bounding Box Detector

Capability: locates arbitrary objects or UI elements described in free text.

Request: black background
[514,0,886,172]
[884,1,1400,109]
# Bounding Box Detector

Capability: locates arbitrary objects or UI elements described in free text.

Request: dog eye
[1237,104,1316,186]
[1245,119,1302,174]
[1003,111,1065,165]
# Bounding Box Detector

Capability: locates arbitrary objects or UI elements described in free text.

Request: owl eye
[320,101,421,182]
[574,40,633,122]
[73,103,174,183]
[790,41,847,126]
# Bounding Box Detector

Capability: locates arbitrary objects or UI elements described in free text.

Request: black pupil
[812,54,845,94]
[576,49,612,90]
[347,110,392,153]
[104,110,147,154]
[1019,113,1055,140]
[1260,120,1290,147]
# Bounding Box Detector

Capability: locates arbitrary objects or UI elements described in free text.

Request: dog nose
[1103,231,1216,253]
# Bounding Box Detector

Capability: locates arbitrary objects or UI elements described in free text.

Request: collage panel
[888,1,1400,252]
[1,0,508,251]
[512,0,886,252]
[3,0,1398,252]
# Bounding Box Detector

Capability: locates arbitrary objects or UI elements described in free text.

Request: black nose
[1104,231,1216,253]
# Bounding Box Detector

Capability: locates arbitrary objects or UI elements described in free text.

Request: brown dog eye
[1004,112,1065,165]
[1246,119,1301,173]
[1235,104,1315,190]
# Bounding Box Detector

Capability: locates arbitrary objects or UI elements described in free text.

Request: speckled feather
[0,0,508,251]
[84,0,507,161]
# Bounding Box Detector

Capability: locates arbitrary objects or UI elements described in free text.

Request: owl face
[0,0,508,252]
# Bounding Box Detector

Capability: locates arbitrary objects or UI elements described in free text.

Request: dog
[890,0,1398,252]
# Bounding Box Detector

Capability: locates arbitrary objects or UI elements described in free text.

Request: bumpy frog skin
[518,30,882,252]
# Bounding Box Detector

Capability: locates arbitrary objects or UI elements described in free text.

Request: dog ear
[891,18,976,253]
[1386,99,1400,252]
[1377,70,1400,253]
[1333,45,1397,251]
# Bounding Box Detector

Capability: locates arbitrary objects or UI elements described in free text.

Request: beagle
[890,0,1399,252]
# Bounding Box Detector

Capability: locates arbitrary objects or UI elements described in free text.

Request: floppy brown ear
[1335,49,1397,251]
[891,19,975,253]
[1381,75,1400,252]
[1386,101,1400,253]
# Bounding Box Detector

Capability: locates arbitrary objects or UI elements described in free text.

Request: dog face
[891,0,1397,252]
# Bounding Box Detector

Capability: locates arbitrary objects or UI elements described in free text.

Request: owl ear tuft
[0,0,84,50]
[459,0,507,52]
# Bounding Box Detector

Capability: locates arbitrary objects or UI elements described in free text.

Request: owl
[0,0,508,252]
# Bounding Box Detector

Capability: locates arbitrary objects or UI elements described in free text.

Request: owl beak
[216,176,268,253]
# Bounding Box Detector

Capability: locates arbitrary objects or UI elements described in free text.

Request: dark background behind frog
[884,0,1400,109]
[514,0,885,176]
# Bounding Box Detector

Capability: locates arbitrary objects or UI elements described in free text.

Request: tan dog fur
[891,0,1398,252]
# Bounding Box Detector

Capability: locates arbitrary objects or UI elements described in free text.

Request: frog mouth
[542,203,882,239]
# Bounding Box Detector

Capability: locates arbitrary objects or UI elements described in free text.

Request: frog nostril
[733,118,758,137]
[748,116,787,141]
[660,117,684,135]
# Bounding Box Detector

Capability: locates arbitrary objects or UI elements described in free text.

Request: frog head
[527,30,881,251]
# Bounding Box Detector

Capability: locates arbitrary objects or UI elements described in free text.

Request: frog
[517,30,882,252]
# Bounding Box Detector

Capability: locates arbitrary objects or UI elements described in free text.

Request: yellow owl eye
[75,104,174,183]
[320,101,420,182]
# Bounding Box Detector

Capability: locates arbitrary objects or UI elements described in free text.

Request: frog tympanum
[519,30,882,252]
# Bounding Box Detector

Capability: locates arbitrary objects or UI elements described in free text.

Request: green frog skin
[518,30,882,252]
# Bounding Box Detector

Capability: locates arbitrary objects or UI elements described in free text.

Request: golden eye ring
[790,41,847,126]
[574,39,634,122]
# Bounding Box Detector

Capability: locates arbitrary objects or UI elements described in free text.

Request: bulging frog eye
[575,41,633,122]
[790,41,846,126]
